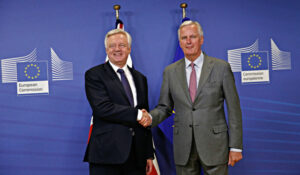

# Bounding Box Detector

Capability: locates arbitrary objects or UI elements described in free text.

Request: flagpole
[113,5,121,19]
[180,3,188,19]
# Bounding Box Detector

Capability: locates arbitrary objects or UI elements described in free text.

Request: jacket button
[189,124,192,127]
[192,108,196,111]
[129,128,133,131]
[132,131,135,136]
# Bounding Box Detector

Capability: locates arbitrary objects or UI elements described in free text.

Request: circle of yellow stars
[24,64,41,79]
[248,54,262,69]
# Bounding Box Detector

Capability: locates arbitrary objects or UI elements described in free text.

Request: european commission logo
[17,62,49,95]
[228,39,291,84]
[1,48,73,95]
[241,52,269,83]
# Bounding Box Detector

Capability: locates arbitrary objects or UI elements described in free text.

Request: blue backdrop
[0,0,300,174]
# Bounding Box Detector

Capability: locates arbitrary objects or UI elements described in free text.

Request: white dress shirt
[109,61,143,120]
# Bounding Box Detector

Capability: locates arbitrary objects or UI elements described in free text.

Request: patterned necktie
[117,69,134,106]
[189,62,197,103]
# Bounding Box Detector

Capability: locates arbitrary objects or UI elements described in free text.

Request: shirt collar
[109,61,129,73]
[185,52,204,68]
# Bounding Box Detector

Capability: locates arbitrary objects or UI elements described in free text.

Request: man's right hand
[139,109,152,127]
[228,151,243,166]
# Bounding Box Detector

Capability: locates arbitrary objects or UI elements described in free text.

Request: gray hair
[104,29,132,48]
[178,21,204,40]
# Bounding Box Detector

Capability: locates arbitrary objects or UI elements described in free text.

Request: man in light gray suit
[140,20,243,175]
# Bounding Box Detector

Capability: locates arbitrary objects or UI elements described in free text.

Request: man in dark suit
[84,29,154,175]
[142,20,243,175]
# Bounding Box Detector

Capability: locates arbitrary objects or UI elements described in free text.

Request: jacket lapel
[176,59,193,105]
[104,62,131,105]
[194,54,214,103]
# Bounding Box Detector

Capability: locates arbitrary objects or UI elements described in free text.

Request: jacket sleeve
[150,68,174,127]
[222,62,243,149]
[85,69,138,125]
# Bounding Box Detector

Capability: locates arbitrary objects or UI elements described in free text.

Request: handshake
[139,109,152,128]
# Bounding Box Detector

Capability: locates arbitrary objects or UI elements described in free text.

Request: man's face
[179,24,203,61]
[106,33,131,67]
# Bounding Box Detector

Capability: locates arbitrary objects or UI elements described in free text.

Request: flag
[17,62,48,82]
[115,19,124,29]
[149,141,160,175]
[152,17,190,175]
[241,52,268,71]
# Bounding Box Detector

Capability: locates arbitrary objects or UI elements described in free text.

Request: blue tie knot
[117,69,124,74]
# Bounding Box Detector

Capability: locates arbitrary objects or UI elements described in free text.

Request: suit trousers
[175,132,228,175]
[89,136,146,175]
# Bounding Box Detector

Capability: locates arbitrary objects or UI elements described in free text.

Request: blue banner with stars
[17,62,48,82]
[241,52,269,71]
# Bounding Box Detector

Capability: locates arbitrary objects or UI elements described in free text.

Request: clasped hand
[139,109,152,127]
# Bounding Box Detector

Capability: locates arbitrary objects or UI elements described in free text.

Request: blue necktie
[117,69,134,106]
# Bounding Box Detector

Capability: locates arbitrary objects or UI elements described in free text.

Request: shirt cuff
[230,148,242,152]
[137,110,152,121]
[137,109,143,121]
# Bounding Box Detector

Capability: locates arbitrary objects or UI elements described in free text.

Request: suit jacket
[84,62,154,167]
[150,53,242,166]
